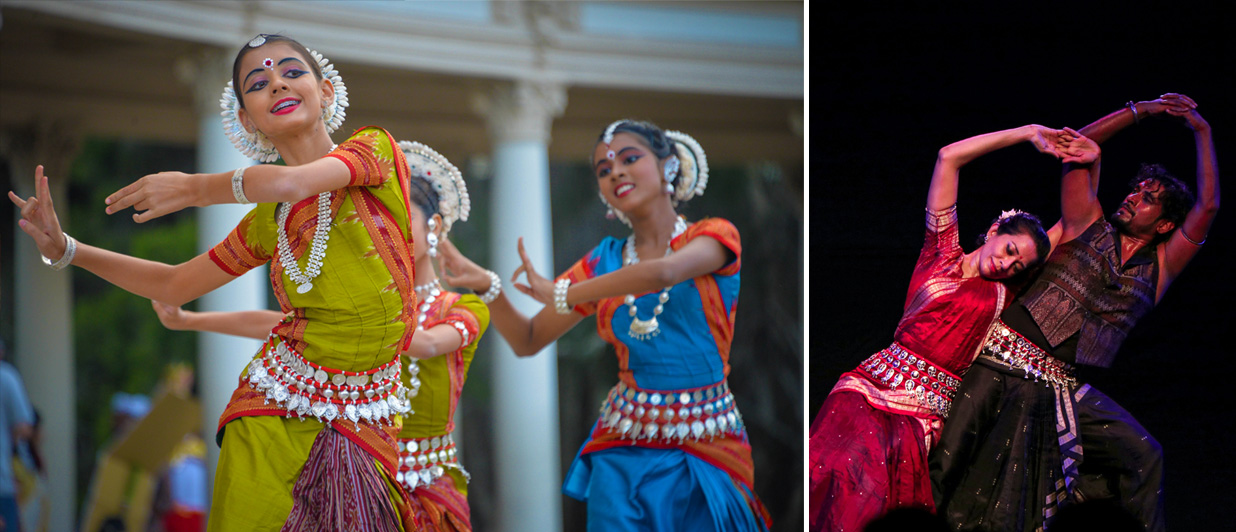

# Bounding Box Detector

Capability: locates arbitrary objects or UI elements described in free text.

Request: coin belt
[396,434,469,492]
[598,380,745,443]
[246,334,414,430]
[855,342,961,418]
[977,319,1078,389]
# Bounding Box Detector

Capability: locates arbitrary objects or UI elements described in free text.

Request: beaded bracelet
[479,270,502,304]
[554,278,572,314]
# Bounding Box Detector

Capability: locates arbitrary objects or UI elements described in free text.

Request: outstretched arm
[10,167,235,306]
[153,300,468,360]
[1158,108,1219,300]
[152,301,285,340]
[104,156,353,223]
[928,125,1066,211]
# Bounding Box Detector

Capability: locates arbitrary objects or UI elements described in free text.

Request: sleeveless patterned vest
[1018,219,1158,368]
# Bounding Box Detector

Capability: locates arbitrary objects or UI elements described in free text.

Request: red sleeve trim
[208,218,268,276]
[676,218,741,276]
[557,251,601,316]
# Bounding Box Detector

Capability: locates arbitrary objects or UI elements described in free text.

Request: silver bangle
[553,278,572,314]
[1126,101,1140,124]
[1180,229,1206,246]
[479,270,502,304]
[41,232,77,271]
[232,167,251,204]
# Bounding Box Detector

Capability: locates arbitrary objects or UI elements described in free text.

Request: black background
[812,5,1236,528]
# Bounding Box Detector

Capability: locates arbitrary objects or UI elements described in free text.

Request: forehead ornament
[262,58,274,69]
[248,35,266,48]
[601,120,626,160]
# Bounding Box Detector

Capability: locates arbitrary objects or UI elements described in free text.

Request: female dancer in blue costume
[438,119,771,531]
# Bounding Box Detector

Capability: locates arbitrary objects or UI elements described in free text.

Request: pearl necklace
[623,217,688,341]
[415,279,442,331]
[276,191,333,294]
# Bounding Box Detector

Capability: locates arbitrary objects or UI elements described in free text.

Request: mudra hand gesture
[105,170,202,223]
[437,238,496,293]
[8,165,70,262]
[510,237,555,305]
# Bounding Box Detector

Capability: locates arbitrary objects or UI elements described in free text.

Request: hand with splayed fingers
[8,165,70,264]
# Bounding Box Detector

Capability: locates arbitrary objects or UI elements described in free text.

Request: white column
[3,122,79,532]
[179,51,267,502]
[478,80,566,532]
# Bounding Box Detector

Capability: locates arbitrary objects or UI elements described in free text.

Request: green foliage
[65,137,199,505]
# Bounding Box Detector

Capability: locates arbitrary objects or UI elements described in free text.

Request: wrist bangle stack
[1126,101,1141,124]
[232,167,251,204]
[554,278,572,314]
[479,270,502,304]
[41,232,77,271]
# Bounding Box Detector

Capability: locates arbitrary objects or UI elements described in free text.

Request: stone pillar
[3,121,79,532]
[476,80,566,532]
[178,50,268,502]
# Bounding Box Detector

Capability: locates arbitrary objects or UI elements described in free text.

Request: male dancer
[931,93,1218,532]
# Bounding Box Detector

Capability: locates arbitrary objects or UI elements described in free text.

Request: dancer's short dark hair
[1130,163,1193,237]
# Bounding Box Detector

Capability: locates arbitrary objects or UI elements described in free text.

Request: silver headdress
[398,140,470,233]
[664,129,709,203]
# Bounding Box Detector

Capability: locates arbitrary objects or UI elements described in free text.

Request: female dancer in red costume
[808,124,1098,531]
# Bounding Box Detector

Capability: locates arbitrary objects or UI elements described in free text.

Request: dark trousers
[1073,385,1166,532]
[930,361,1165,532]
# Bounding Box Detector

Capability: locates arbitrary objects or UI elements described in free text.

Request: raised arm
[1056,129,1104,244]
[1077,94,1195,145]
[1057,95,1196,241]
[437,238,582,357]
[928,125,1065,211]
[103,156,352,223]
[1158,107,1219,298]
[10,167,235,306]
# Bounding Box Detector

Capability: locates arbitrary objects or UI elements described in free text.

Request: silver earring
[663,155,680,183]
[427,233,439,257]
[427,218,439,257]
[665,183,674,194]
